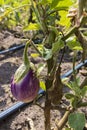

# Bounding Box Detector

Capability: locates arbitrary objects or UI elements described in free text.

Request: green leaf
[39,0,52,5]
[58,0,73,7]
[68,113,86,130]
[23,23,40,31]
[21,0,30,4]
[40,81,46,91]
[71,98,78,108]
[66,36,82,50]
[43,48,52,60]
[65,82,73,90]
[78,102,87,107]
[73,46,82,51]
[0,0,4,5]
[15,11,20,22]
[66,78,81,98]
[81,86,87,97]
[55,6,68,11]
[52,37,64,54]
[65,93,75,99]
[57,0,73,27]
[51,0,62,8]
[72,83,81,97]
[59,10,71,27]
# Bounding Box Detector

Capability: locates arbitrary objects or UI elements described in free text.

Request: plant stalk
[54,107,73,130]
[44,94,51,130]
[78,0,84,18]
[44,57,55,130]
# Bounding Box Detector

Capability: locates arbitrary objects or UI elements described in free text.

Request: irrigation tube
[0,44,25,55]
[0,60,87,121]
[0,39,42,55]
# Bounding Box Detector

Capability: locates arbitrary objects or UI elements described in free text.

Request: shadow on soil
[0,62,18,85]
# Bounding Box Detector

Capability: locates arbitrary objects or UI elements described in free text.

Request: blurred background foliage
[0,0,74,30]
[0,0,30,29]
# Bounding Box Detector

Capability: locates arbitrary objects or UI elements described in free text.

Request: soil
[0,30,87,130]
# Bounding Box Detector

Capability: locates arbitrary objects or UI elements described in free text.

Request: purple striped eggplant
[11,69,39,103]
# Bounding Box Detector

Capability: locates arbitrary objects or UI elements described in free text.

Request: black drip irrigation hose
[0,60,87,121]
[61,60,87,78]
[0,44,25,55]
[0,39,42,55]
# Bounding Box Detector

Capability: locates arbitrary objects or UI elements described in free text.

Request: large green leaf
[68,113,86,130]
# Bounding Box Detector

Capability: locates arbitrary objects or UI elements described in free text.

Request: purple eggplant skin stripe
[11,69,40,103]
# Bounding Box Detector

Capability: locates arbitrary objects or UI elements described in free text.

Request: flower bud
[11,69,39,103]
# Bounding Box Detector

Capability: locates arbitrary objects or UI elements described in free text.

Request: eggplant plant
[11,0,87,130]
